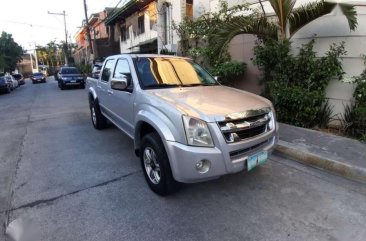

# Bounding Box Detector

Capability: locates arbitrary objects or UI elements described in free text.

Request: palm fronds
[289,0,358,37]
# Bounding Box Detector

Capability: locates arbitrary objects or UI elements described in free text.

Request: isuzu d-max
[87,54,278,195]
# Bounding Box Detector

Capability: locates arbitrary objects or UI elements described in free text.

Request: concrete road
[1,78,366,241]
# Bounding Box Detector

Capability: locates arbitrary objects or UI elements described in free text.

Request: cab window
[101,59,115,82]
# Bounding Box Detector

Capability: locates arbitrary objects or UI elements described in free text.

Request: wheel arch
[134,112,176,157]
[88,87,98,105]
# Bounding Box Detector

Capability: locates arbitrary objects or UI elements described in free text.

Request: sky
[0,0,121,51]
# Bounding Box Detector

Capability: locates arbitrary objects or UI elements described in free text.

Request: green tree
[0,31,24,72]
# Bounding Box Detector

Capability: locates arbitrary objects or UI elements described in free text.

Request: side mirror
[214,76,222,83]
[111,77,128,91]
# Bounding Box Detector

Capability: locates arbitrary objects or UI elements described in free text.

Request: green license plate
[247,151,268,171]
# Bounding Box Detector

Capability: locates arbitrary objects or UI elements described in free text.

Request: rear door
[97,58,115,114]
[105,58,135,137]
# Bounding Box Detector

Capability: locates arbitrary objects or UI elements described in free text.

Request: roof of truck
[106,54,191,60]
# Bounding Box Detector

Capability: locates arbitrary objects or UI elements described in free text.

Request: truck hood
[146,86,272,122]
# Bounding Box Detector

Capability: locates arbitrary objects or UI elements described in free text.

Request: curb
[274,140,366,184]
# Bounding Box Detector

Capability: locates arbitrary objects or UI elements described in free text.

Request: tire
[5,86,11,94]
[90,99,108,130]
[80,84,85,89]
[60,83,65,90]
[140,132,179,196]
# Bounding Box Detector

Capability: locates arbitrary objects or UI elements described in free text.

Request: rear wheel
[140,132,179,196]
[90,99,107,129]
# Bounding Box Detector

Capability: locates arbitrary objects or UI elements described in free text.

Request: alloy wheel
[143,147,161,184]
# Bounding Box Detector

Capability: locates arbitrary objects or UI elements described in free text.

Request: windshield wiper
[144,83,181,89]
[180,83,218,87]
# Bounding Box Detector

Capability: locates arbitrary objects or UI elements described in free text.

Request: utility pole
[34,42,39,72]
[83,0,94,64]
[48,10,69,66]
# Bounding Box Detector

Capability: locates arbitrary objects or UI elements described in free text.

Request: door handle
[107,90,113,95]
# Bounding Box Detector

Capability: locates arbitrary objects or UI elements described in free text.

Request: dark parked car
[12,73,25,85]
[31,72,46,84]
[57,67,85,90]
[0,76,12,93]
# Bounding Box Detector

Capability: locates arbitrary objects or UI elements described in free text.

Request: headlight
[62,77,71,80]
[183,116,214,147]
[268,111,275,130]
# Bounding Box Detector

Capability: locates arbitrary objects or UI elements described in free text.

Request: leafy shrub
[75,64,91,76]
[316,99,334,129]
[160,49,176,55]
[253,39,345,127]
[211,61,247,84]
[173,0,248,70]
[269,83,324,127]
[342,60,366,140]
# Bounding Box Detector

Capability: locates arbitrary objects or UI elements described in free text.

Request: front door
[106,58,135,137]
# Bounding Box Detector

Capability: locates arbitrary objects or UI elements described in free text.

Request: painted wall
[291,5,366,120]
[157,0,184,53]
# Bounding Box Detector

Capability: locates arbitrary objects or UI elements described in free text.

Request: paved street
[1,78,366,241]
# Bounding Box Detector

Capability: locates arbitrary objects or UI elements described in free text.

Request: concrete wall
[228,34,262,94]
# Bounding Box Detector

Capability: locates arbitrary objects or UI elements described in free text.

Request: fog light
[195,159,211,173]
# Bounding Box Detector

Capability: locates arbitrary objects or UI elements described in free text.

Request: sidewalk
[275,123,366,184]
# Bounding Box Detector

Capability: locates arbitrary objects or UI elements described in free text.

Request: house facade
[104,0,193,54]
[16,54,37,77]
[74,9,120,65]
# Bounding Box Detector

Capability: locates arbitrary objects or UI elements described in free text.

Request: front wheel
[140,132,179,196]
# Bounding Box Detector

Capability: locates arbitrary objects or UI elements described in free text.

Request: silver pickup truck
[87,54,278,195]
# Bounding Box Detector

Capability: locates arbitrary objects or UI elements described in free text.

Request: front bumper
[63,80,84,85]
[0,84,9,90]
[165,123,278,183]
[33,78,46,82]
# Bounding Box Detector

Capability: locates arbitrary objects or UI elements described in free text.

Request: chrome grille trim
[218,108,271,143]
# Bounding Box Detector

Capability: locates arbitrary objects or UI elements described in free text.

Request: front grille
[236,125,267,139]
[218,110,271,143]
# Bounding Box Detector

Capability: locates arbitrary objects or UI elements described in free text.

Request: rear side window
[101,59,115,82]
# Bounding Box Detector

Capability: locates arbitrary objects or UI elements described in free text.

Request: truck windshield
[135,57,218,88]
[61,68,80,75]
